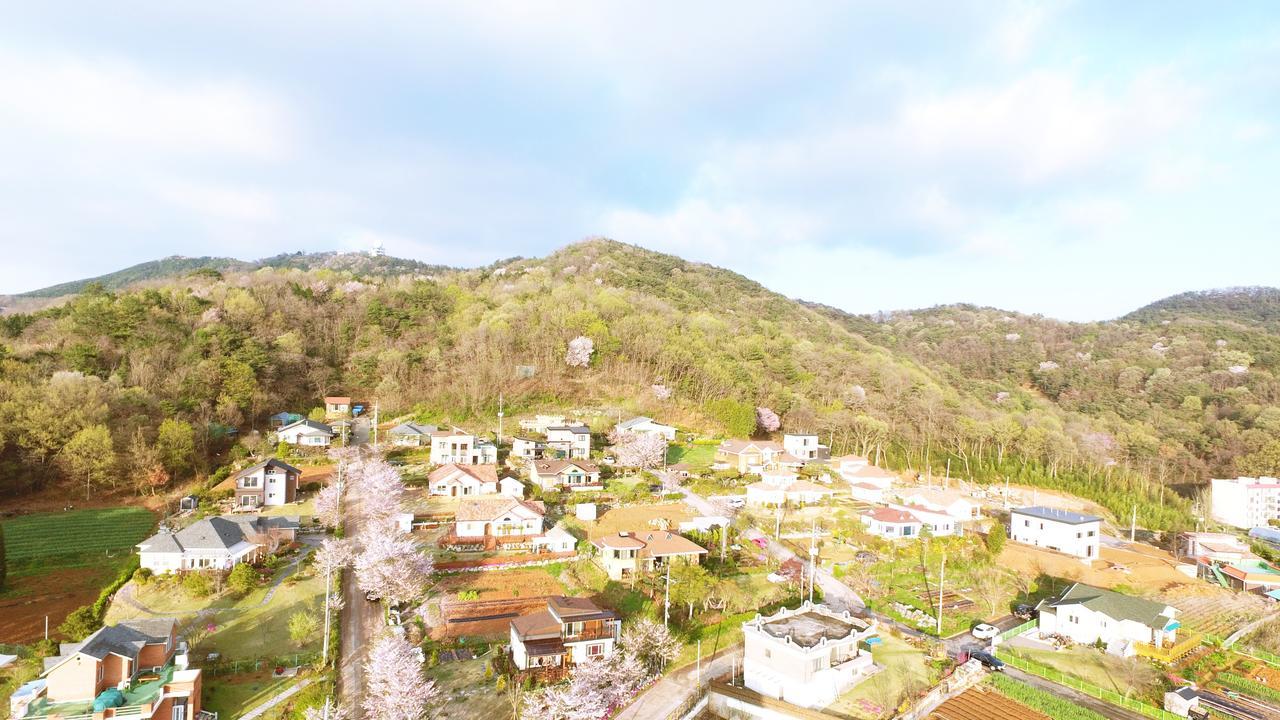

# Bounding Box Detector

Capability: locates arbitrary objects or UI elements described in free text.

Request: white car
[970,623,999,640]
[726,497,746,509]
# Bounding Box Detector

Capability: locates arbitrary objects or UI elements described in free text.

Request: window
[587,644,604,657]
[172,705,186,720]
[1024,519,1030,527]
[1076,532,1083,539]
[565,622,583,638]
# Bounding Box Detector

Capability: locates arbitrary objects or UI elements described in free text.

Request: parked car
[970,623,999,640]
[726,497,746,509]
[1014,604,1034,621]
[969,650,1005,671]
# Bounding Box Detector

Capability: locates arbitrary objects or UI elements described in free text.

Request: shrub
[183,571,214,598]
[288,611,320,647]
[227,563,257,595]
[132,567,153,586]
[58,606,100,641]
[985,524,1006,555]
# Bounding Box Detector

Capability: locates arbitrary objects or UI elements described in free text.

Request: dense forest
[2,239,1278,530]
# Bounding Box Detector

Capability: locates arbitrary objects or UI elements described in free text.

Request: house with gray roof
[277,419,335,447]
[137,515,298,574]
[613,416,677,441]
[388,421,438,446]
[1010,505,1102,561]
[234,457,300,508]
[1036,582,1180,656]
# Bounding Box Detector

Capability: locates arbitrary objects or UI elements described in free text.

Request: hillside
[13,251,457,298]
[1123,287,1280,331]
[7,239,1280,530]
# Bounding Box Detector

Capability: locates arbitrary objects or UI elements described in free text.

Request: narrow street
[612,646,741,720]
[338,418,380,718]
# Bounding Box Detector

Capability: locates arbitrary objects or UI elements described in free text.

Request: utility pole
[664,561,672,628]
[945,458,950,489]
[808,520,818,604]
[775,509,782,541]
[497,392,505,444]
[936,552,946,637]
[696,639,702,688]
[720,522,727,562]
[372,401,379,449]
[1004,475,1010,509]
[1131,505,1137,543]
[321,562,332,666]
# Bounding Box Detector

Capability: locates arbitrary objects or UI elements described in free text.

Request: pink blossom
[756,406,781,433]
[362,634,438,720]
[355,533,433,606]
[607,430,667,469]
[565,336,594,368]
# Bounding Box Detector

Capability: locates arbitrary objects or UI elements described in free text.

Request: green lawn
[204,564,327,659]
[667,443,718,469]
[202,673,296,717]
[2,507,156,567]
[1003,645,1163,702]
[826,633,939,719]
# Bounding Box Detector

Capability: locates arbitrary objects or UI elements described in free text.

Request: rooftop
[1013,505,1101,525]
[747,602,872,649]
[1041,582,1175,630]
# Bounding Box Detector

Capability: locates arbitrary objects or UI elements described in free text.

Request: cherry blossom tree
[355,532,433,605]
[303,699,351,720]
[362,634,438,720]
[347,458,407,531]
[650,383,672,400]
[607,430,667,469]
[315,538,357,577]
[755,406,781,433]
[621,618,680,677]
[315,482,344,529]
[565,336,594,368]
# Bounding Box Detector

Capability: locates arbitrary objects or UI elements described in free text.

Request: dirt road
[339,419,381,718]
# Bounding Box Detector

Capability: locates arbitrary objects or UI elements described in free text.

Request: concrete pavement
[613,646,741,720]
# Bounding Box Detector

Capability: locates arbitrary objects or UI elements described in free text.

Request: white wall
[1010,514,1099,559]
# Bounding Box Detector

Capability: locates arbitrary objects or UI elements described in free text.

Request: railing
[565,626,617,642]
[1134,633,1203,663]
[997,620,1036,642]
[996,649,1182,720]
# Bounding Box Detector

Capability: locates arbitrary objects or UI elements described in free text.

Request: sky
[1,2,1278,320]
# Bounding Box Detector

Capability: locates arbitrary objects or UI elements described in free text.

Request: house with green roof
[1035,582,1180,656]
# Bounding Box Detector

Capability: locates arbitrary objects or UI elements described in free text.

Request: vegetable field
[931,684,1052,720]
[2,507,156,566]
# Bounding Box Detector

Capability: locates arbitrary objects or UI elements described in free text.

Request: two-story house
[713,440,806,475]
[16,619,205,720]
[591,530,708,581]
[455,498,546,539]
[232,458,300,508]
[509,597,620,671]
[428,464,498,497]
[782,433,829,461]
[529,459,602,492]
[545,425,591,460]
[510,437,547,463]
[743,602,878,709]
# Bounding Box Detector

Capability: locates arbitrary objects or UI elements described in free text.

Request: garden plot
[929,686,1051,720]
[1166,588,1271,639]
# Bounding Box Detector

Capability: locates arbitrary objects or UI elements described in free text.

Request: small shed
[576,503,597,521]
[394,513,415,534]
[180,496,199,511]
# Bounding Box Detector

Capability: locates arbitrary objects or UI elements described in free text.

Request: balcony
[1134,633,1202,663]
[563,625,617,643]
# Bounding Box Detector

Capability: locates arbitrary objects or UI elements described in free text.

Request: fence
[996,620,1036,642]
[996,649,1182,720]
[196,652,321,676]
[1134,632,1203,663]
[1235,646,1280,668]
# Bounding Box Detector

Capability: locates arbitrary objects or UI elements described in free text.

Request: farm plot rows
[3,507,156,563]
[930,687,1050,720]
[1168,589,1270,638]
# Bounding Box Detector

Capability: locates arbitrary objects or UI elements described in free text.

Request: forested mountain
[2,239,1278,530]
[13,251,456,298]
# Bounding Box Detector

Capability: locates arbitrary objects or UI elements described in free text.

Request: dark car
[969,650,1005,671]
[1014,604,1035,621]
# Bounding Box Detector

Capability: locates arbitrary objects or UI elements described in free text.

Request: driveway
[613,646,741,720]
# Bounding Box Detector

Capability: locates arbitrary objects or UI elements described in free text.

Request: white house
[1010,506,1101,561]
[743,602,878,709]
[428,464,499,497]
[454,498,546,538]
[531,523,578,553]
[137,515,299,574]
[277,419,334,447]
[429,428,496,465]
[510,437,547,463]
[1211,476,1280,529]
[614,417,677,441]
[529,459,602,491]
[860,508,924,540]
[848,482,887,503]
[886,503,957,537]
[233,458,300,508]
[745,470,834,507]
[1036,583,1180,656]
[783,433,829,461]
[518,414,567,434]
[546,424,591,460]
[499,476,526,498]
[895,488,982,524]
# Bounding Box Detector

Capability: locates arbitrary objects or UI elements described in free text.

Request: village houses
[454,498,546,539]
[1010,506,1101,561]
[545,424,592,460]
[860,508,923,540]
[591,530,708,581]
[529,459,602,492]
[12,618,204,720]
[714,440,804,475]
[613,416,677,441]
[509,597,620,671]
[232,458,299,508]
[137,515,299,574]
[1036,583,1180,656]
[324,396,352,415]
[742,602,879,709]
[510,436,547,463]
[276,419,335,447]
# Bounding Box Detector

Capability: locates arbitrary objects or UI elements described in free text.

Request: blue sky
[1,2,1278,319]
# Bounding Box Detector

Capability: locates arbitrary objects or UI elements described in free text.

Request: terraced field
[3,507,156,565]
[930,687,1050,720]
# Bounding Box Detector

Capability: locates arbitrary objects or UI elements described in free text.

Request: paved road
[338,418,380,719]
[613,646,740,720]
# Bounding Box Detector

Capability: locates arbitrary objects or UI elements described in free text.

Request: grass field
[666,443,717,469]
[2,507,155,566]
[827,633,939,719]
[203,673,296,717]
[1003,644,1163,702]
[429,657,508,720]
